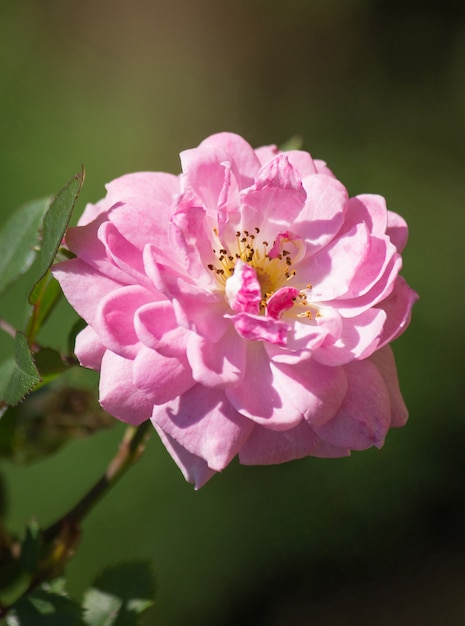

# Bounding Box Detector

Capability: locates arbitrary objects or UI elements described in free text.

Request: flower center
[208,227,297,297]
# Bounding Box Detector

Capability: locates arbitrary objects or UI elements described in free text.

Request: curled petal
[74,326,105,370]
[312,308,387,366]
[94,285,153,358]
[135,301,190,357]
[266,286,300,319]
[226,312,289,346]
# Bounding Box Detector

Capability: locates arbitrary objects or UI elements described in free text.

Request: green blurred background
[1,0,465,623]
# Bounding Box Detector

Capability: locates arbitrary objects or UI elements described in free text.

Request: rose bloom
[53,133,417,488]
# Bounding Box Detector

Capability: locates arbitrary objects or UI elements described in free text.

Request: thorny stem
[0,420,151,618]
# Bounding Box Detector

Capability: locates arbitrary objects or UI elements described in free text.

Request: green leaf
[0,198,50,297]
[33,348,70,385]
[82,562,156,626]
[37,168,84,281]
[67,318,87,358]
[19,520,42,574]
[7,587,84,626]
[1,333,40,406]
[26,271,63,343]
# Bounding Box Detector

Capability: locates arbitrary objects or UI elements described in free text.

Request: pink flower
[53,133,418,488]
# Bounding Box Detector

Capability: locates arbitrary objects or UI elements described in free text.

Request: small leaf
[37,168,84,280]
[279,135,304,151]
[7,587,84,626]
[2,333,40,406]
[0,198,50,297]
[26,271,63,343]
[33,348,70,384]
[83,562,155,626]
[19,519,42,574]
[82,589,122,626]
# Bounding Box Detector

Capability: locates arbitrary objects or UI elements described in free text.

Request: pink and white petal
[239,421,349,465]
[74,326,106,370]
[186,328,246,388]
[180,132,260,208]
[99,351,154,425]
[266,286,300,319]
[52,258,122,326]
[369,346,408,427]
[152,424,217,489]
[312,308,387,366]
[343,195,388,237]
[132,346,195,404]
[303,222,370,301]
[271,358,348,427]
[241,154,307,229]
[225,343,303,430]
[225,260,261,314]
[314,358,391,450]
[135,301,190,357]
[295,174,348,253]
[152,385,254,472]
[376,276,419,347]
[387,210,409,253]
[94,285,153,359]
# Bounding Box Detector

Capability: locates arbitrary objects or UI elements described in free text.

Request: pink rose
[53,133,418,488]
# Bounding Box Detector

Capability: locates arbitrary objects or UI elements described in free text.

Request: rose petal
[99,351,154,425]
[239,421,349,465]
[152,424,217,488]
[152,385,253,471]
[132,346,195,404]
[314,358,391,449]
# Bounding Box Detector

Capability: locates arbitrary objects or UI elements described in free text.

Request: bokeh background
[1,0,465,623]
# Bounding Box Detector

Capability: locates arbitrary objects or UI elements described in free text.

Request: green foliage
[0,169,84,413]
[82,562,156,626]
[36,168,84,281]
[26,272,63,344]
[6,586,84,626]
[19,520,42,575]
[0,199,50,297]
[0,334,40,407]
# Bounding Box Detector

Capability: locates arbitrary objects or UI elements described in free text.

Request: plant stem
[45,420,151,539]
[0,420,151,618]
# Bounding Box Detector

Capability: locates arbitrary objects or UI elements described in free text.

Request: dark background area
[1,0,464,623]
